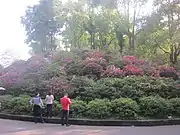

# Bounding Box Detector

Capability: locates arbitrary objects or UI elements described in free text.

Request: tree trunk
[130,8,136,53]
[90,33,93,49]
[170,45,180,64]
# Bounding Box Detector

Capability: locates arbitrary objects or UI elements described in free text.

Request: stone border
[0,113,180,126]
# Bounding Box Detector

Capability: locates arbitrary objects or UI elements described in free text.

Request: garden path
[0,119,179,135]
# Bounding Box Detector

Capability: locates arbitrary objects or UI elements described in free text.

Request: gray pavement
[0,119,180,135]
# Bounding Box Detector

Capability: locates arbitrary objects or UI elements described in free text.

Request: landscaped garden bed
[0,50,179,121]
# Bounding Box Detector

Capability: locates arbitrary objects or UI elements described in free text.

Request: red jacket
[60,96,71,110]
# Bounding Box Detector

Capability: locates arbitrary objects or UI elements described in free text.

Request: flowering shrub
[122,56,145,66]
[82,62,103,76]
[153,66,179,80]
[26,55,47,72]
[123,65,143,76]
[64,61,83,75]
[103,52,113,62]
[42,77,71,97]
[51,51,78,64]
[86,50,103,58]
[0,70,19,88]
[81,57,107,69]
[103,65,123,77]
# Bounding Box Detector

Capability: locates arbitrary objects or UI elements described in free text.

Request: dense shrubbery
[168,98,180,117]
[111,98,139,120]
[0,50,179,119]
[2,95,32,115]
[1,96,180,119]
[139,96,169,118]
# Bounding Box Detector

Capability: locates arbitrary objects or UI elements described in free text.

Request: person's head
[64,93,68,97]
[48,91,52,96]
[35,93,40,97]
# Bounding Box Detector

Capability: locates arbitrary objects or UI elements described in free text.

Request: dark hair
[64,93,68,96]
[35,93,39,96]
[48,91,52,96]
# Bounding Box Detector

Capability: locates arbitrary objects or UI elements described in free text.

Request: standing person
[30,93,44,123]
[60,93,71,126]
[45,91,54,118]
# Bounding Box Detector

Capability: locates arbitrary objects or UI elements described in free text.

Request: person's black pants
[61,110,69,125]
[46,104,53,118]
[33,105,44,123]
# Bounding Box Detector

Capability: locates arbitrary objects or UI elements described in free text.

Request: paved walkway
[0,119,180,135]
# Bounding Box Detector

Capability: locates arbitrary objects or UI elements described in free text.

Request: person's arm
[29,98,33,105]
[68,98,72,104]
[52,95,54,101]
[40,98,44,107]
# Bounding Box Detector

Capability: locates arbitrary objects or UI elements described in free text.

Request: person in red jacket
[60,93,71,126]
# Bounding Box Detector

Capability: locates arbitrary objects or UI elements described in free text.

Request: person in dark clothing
[30,93,44,123]
[60,93,71,126]
[45,91,54,118]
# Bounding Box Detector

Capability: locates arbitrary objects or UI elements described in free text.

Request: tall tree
[21,0,64,54]
[154,0,180,64]
[99,0,148,53]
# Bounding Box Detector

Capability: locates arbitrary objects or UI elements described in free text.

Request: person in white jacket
[45,92,54,118]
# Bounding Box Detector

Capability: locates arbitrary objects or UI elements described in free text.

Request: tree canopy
[21,0,180,65]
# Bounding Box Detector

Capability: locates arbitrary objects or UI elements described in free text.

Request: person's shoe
[61,124,64,126]
[66,124,70,127]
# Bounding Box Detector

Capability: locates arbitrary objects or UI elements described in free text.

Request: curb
[0,113,180,126]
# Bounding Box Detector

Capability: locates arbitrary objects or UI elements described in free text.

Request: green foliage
[86,99,112,119]
[75,77,179,102]
[71,100,87,118]
[20,0,180,65]
[3,95,32,115]
[169,98,180,117]
[2,95,180,119]
[52,100,62,116]
[64,61,83,76]
[111,98,139,120]
[139,96,169,118]
[0,95,13,110]
[21,0,62,53]
[41,63,65,80]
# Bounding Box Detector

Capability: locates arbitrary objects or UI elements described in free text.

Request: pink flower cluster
[123,65,143,76]
[122,56,145,66]
[103,65,123,77]
[103,65,143,77]
[81,57,107,68]
[158,66,176,73]
[0,70,19,88]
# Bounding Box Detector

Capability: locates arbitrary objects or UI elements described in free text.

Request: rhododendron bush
[0,50,179,97]
[103,65,123,77]
[42,77,72,97]
[122,56,145,66]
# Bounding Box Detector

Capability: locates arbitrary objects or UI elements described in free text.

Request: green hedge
[72,77,180,102]
[1,95,180,119]
[169,98,180,117]
[7,76,180,101]
[139,96,169,118]
[85,99,112,119]
[111,98,139,120]
[2,95,32,115]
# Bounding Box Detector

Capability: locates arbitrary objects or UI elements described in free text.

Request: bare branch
[158,45,170,54]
